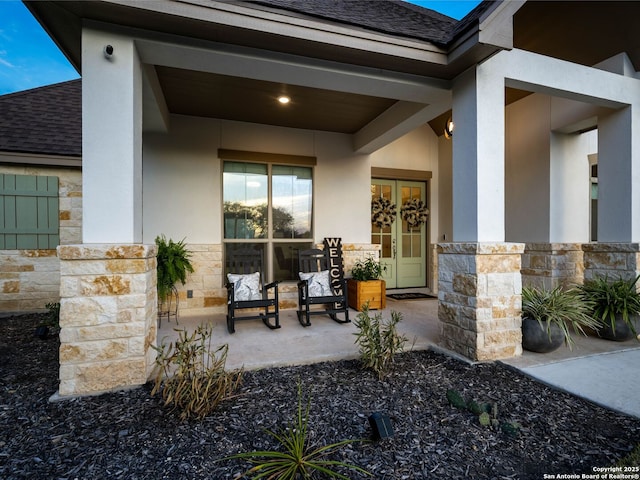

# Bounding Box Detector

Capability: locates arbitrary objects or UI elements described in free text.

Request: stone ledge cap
[58,244,157,260]
[582,243,640,253]
[437,242,525,255]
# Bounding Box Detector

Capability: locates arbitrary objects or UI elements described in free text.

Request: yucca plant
[155,235,195,303]
[521,285,600,350]
[577,274,640,339]
[225,381,371,479]
[151,323,243,420]
[353,305,407,379]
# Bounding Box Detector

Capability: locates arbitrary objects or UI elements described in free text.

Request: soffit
[514,1,640,71]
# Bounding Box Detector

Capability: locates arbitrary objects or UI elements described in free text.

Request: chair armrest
[264,280,279,291]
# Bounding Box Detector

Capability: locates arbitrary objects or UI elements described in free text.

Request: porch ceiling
[155,66,396,134]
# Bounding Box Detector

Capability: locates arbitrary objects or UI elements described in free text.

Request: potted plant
[155,235,195,320]
[578,275,640,341]
[347,256,386,311]
[521,285,600,352]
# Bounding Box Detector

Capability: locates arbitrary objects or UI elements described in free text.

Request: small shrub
[44,302,60,328]
[445,389,520,436]
[353,306,407,380]
[151,323,242,420]
[225,381,371,479]
[350,256,383,281]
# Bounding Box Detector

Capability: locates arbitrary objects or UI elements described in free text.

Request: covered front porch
[157,292,639,373]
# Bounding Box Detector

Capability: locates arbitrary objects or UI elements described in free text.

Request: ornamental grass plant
[353,305,407,379]
[151,323,243,420]
[521,285,600,349]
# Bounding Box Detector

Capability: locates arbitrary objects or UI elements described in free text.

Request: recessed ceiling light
[277,95,290,105]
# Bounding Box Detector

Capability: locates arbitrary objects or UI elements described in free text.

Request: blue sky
[0,0,481,95]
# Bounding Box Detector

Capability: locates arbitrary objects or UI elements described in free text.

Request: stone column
[438,242,524,361]
[583,243,640,283]
[521,243,584,289]
[57,244,157,397]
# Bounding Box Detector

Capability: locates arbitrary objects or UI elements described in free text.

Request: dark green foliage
[350,256,383,281]
[353,306,407,380]
[446,389,467,410]
[43,302,60,328]
[225,381,371,479]
[155,235,195,302]
[578,274,640,336]
[152,323,243,420]
[522,285,600,349]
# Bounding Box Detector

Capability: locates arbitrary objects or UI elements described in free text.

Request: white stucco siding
[505,94,551,242]
[142,116,221,244]
[142,116,387,245]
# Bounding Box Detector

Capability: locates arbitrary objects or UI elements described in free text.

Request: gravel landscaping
[1,313,639,479]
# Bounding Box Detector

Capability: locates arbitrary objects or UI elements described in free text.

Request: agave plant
[521,285,600,350]
[225,381,371,479]
[577,275,640,338]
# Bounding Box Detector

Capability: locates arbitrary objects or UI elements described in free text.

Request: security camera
[104,45,114,59]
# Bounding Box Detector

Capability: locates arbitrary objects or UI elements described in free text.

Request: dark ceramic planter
[522,317,565,353]
[597,313,638,342]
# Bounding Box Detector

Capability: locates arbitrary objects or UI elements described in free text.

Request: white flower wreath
[371,197,397,228]
[401,198,429,229]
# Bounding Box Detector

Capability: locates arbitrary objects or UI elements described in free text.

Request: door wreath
[401,198,429,229]
[371,197,397,228]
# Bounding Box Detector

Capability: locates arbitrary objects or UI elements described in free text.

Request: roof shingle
[0,79,81,157]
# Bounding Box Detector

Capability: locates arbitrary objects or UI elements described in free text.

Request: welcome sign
[323,238,344,300]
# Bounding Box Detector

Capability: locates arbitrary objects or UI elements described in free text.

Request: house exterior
[3,0,638,397]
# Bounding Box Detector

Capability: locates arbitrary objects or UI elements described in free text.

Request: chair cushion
[227,272,261,301]
[299,270,333,297]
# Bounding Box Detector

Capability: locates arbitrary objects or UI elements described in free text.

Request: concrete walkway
[159,294,640,419]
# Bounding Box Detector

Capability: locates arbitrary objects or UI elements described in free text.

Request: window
[0,174,59,249]
[223,161,313,281]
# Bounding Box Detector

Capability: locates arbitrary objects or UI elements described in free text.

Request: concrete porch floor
[157,291,640,372]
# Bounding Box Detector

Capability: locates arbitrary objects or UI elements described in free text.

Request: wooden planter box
[347,279,386,311]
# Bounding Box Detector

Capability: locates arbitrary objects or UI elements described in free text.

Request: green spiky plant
[577,274,640,337]
[353,305,407,380]
[151,323,243,420]
[522,285,600,349]
[225,381,371,479]
[155,235,195,303]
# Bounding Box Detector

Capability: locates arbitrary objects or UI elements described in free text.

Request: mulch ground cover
[1,313,639,479]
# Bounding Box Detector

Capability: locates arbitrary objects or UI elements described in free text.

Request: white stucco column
[598,106,640,243]
[451,64,505,242]
[82,28,143,243]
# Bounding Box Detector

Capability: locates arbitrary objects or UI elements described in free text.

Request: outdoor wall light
[104,45,114,60]
[277,95,290,105]
[368,412,394,440]
[444,117,454,139]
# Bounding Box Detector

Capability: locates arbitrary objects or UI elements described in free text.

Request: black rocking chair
[226,248,280,334]
[296,248,349,327]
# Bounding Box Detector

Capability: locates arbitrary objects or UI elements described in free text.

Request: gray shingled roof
[251,0,493,46]
[0,79,81,157]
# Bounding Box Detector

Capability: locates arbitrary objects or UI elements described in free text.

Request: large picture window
[223,160,313,282]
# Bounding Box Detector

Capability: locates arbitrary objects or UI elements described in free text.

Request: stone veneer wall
[165,242,381,316]
[438,242,524,361]
[57,244,157,397]
[582,243,640,283]
[521,243,584,289]
[0,166,82,312]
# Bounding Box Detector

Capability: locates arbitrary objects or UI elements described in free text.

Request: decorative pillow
[227,272,261,301]
[299,270,333,297]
